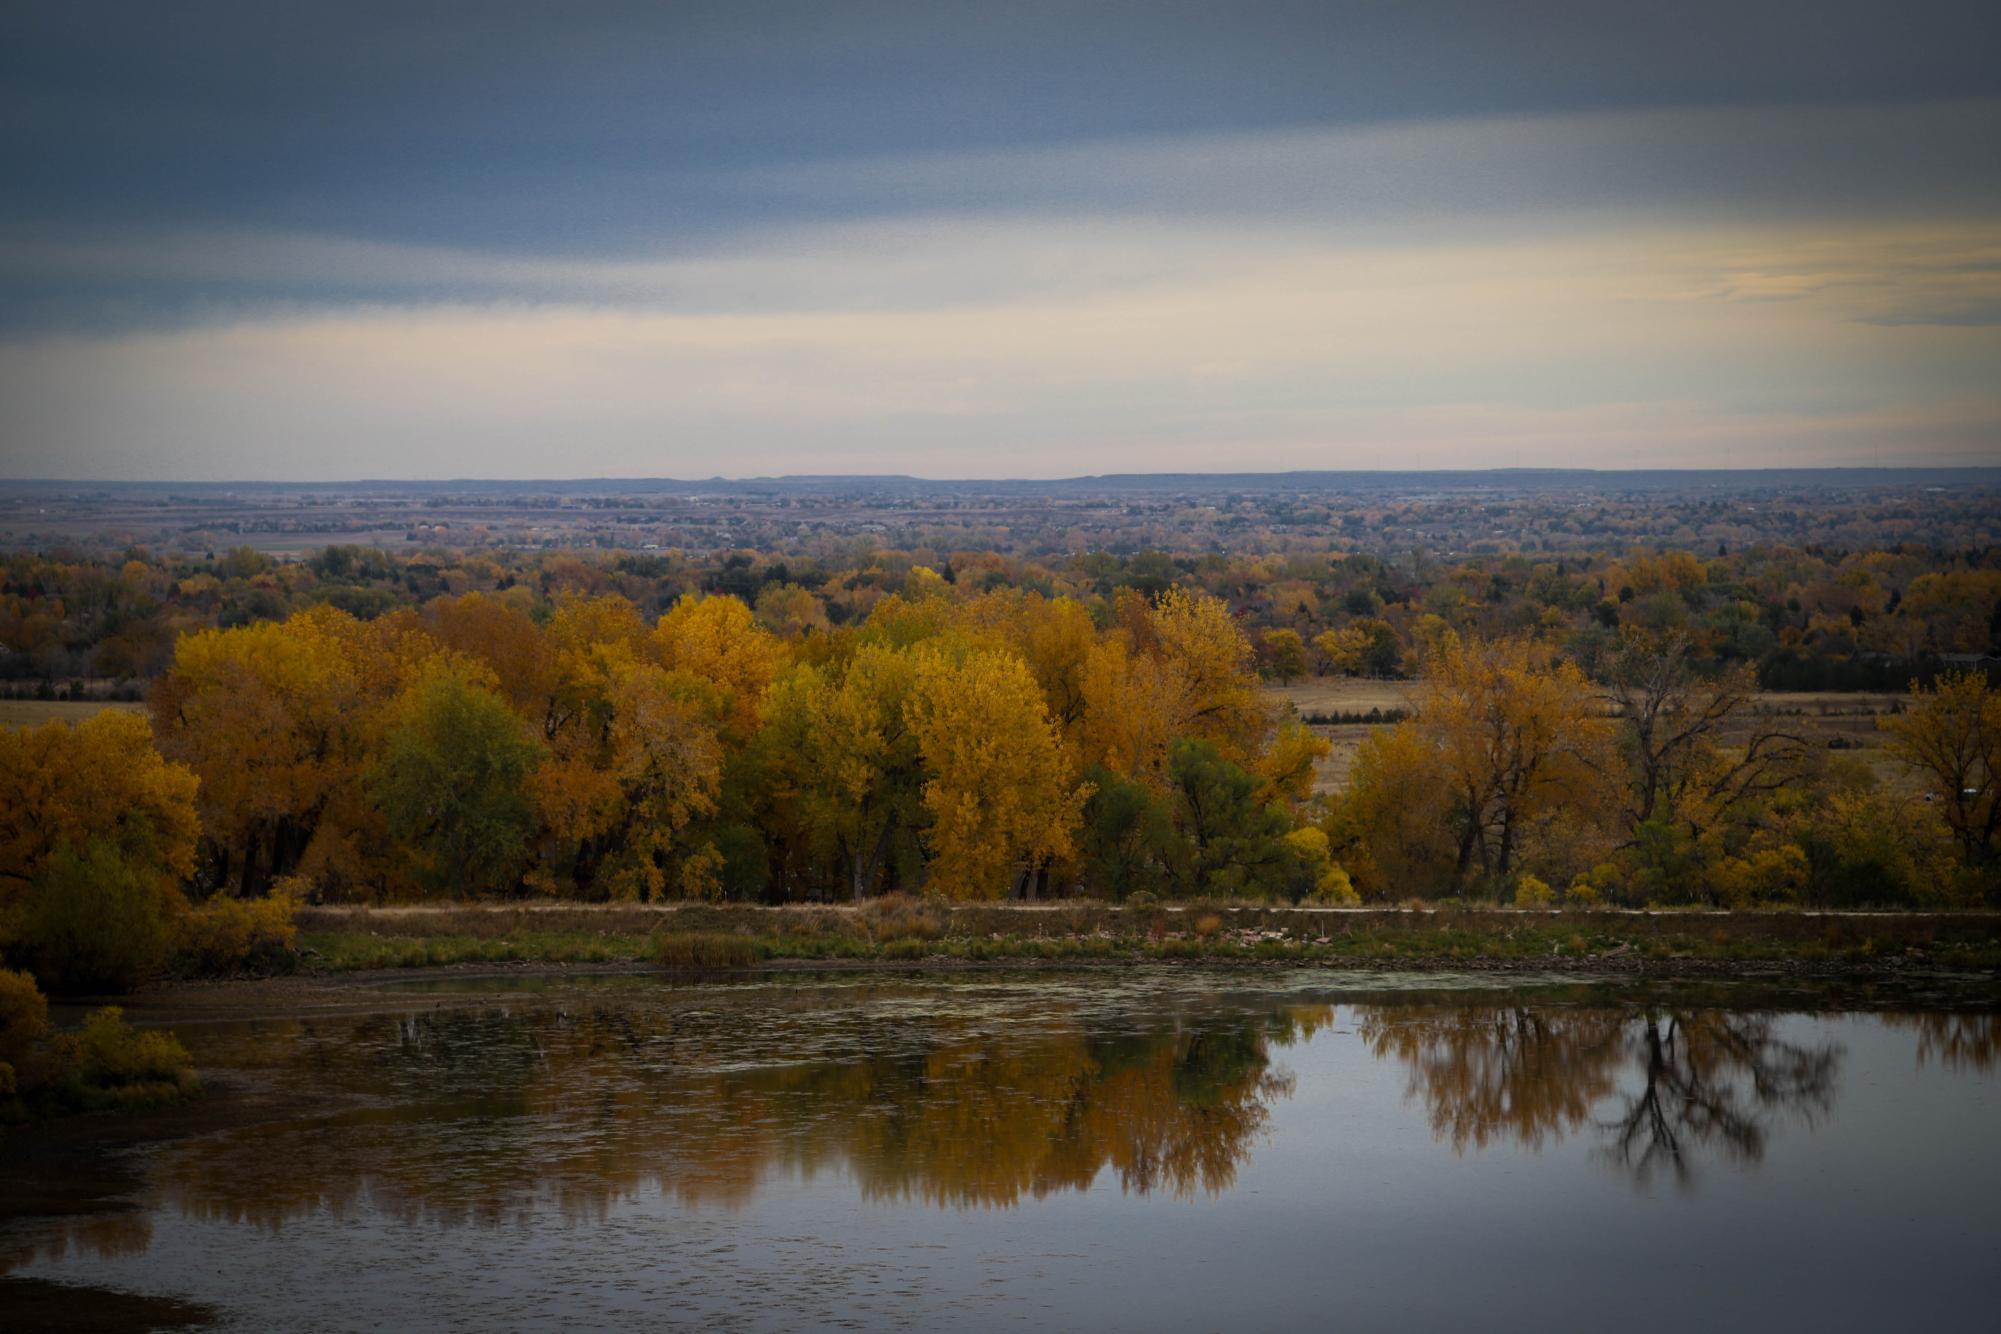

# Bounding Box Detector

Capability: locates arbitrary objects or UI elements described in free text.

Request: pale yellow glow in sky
[5,217,1996,477]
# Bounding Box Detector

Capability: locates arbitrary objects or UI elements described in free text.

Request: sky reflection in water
[4,972,1998,1331]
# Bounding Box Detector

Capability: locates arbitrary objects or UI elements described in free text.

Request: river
[3,968,1997,1331]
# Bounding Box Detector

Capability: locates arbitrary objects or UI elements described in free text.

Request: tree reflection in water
[1884,1013,2001,1072]
[114,1001,1334,1235]
[1358,1005,1843,1186]
[9,995,1990,1273]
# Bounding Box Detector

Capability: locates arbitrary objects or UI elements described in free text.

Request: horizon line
[7,464,2001,488]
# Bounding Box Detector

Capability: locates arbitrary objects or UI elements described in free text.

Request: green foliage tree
[1075,766,1176,901]
[1165,739,1313,899]
[18,843,174,993]
[369,663,545,898]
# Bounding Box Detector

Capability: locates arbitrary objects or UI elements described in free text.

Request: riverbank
[247,902,2001,981]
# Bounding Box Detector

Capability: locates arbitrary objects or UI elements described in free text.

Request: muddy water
[3,969,1998,1331]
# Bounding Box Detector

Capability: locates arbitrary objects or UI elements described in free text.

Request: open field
[0,698,146,727]
[1269,677,1417,717]
[1270,677,1916,796]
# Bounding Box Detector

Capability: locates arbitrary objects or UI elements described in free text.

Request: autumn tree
[0,712,200,990]
[1605,632,1800,835]
[960,590,1099,761]
[1329,721,1459,898]
[1078,636,1186,782]
[1311,626,1369,676]
[905,647,1078,899]
[424,590,554,717]
[525,597,727,900]
[1144,587,1266,759]
[753,583,830,640]
[765,643,925,900]
[150,607,368,893]
[651,593,784,742]
[1253,719,1330,812]
[1261,629,1307,685]
[1601,631,1808,903]
[1417,634,1611,884]
[1078,587,1270,784]
[573,659,726,900]
[1882,671,2000,870]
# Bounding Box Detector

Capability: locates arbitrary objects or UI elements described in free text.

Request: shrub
[860,897,946,943]
[173,892,299,976]
[1,991,199,1121]
[1713,844,1810,908]
[1310,863,1362,906]
[653,931,764,970]
[73,1007,195,1089]
[17,844,178,994]
[1564,878,1602,907]
[1193,912,1224,939]
[0,967,50,1095]
[1513,874,1555,907]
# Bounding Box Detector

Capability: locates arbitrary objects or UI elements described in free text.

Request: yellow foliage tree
[905,647,1080,899]
[1418,636,1611,882]
[753,583,830,640]
[150,607,370,893]
[1329,721,1458,898]
[1146,586,1265,758]
[530,635,724,900]
[0,712,201,988]
[1882,671,2000,868]
[0,711,200,922]
[1255,719,1330,811]
[1312,626,1369,676]
[1077,637,1185,783]
[651,594,784,741]
[765,643,925,899]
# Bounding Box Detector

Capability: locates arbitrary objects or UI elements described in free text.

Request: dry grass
[0,699,146,728]
[654,931,765,969]
[1268,677,1415,716]
[290,901,2001,974]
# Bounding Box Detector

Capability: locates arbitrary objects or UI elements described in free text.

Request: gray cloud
[1,2,1995,476]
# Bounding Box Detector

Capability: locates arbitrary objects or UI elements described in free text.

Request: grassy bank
[291,902,2001,974]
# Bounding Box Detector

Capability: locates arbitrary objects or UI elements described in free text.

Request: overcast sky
[2,1,1997,480]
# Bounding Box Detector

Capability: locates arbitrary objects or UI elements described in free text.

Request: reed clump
[653,931,765,970]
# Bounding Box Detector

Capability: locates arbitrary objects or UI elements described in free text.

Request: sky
[1,1,1997,480]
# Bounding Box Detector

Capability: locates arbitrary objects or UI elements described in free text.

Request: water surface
[4,969,1998,1331]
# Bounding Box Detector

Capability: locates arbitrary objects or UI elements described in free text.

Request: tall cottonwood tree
[766,643,925,900]
[1883,671,2000,869]
[150,607,369,893]
[369,660,545,899]
[1604,631,1804,846]
[905,646,1078,900]
[1417,634,1611,883]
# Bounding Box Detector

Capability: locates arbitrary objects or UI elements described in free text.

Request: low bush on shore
[0,968,200,1122]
